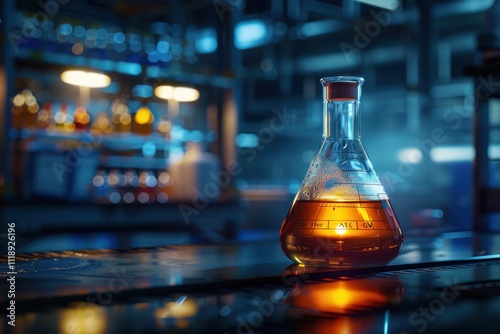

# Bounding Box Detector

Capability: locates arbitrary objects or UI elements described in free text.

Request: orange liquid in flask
[280,199,403,267]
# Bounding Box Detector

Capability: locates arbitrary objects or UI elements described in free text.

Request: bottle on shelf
[111,98,132,133]
[169,141,220,202]
[11,90,39,130]
[37,103,52,129]
[133,105,154,136]
[73,106,91,131]
[91,112,114,134]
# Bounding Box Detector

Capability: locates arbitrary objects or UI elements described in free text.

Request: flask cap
[321,76,364,101]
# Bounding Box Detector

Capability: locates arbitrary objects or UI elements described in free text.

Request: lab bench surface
[1,232,500,334]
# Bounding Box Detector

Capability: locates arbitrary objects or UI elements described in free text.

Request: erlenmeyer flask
[280,76,403,267]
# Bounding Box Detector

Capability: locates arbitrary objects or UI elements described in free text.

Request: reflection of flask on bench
[280,76,403,267]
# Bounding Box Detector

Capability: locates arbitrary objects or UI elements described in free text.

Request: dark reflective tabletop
[2,232,500,333]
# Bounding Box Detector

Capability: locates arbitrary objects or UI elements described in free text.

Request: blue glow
[132,85,153,98]
[171,125,188,142]
[384,311,389,334]
[97,28,107,39]
[146,66,160,78]
[189,130,204,142]
[299,20,343,38]
[207,130,218,142]
[20,128,31,139]
[92,59,114,71]
[130,41,142,52]
[236,179,248,190]
[113,32,125,44]
[128,33,141,42]
[288,181,300,194]
[59,23,72,35]
[157,40,169,53]
[357,0,400,10]
[151,21,168,35]
[86,29,97,39]
[236,133,259,148]
[432,209,444,219]
[142,142,157,157]
[101,82,120,94]
[196,28,217,54]
[116,61,142,75]
[160,52,172,62]
[114,43,126,52]
[74,25,85,37]
[235,20,269,50]
[148,51,160,63]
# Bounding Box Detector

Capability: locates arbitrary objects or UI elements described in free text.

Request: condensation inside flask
[279,76,404,267]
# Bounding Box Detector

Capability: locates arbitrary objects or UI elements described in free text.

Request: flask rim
[320,76,365,85]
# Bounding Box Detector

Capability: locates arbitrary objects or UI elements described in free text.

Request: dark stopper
[324,81,358,100]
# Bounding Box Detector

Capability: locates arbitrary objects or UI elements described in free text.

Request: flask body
[279,76,403,267]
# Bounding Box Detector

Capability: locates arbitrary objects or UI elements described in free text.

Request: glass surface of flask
[280,76,403,267]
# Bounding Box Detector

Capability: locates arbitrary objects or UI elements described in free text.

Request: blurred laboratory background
[1,0,500,252]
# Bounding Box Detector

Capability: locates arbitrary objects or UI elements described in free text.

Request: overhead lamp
[61,70,111,88]
[61,70,111,114]
[154,85,199,102]
[172,87,200,102]
[154,85,174,100]
[155,85,199,123]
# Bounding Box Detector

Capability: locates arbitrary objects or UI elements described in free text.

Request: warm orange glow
[134,106,154,125]
[64,122,76,132]
[11,106,22,115]
[92,113,114,133]
[287,277,403,315]
[120,113,131,125]
[154,298,197,319]
[27,103,39,114]
[111,99,128,115]
[71,43,84,55]
[59,305,107,334]
[13,94,25,107]
[157,120,171,133]
[25,95,37,107]
[54,111,67,124]
[74,106,90,125]
[335,226,347,235]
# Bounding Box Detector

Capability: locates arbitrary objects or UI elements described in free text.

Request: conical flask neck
[320,76,363,140]
[323,101,359,139]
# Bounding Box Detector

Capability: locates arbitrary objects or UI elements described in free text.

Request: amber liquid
[280,200,403,267]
